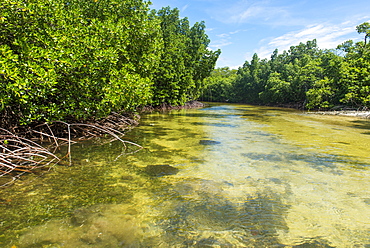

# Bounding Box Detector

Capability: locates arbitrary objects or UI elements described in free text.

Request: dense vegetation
[202,22,370,110]
[0,0,220,128]
[2,0,368,130]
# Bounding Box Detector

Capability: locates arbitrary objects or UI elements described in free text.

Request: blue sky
[149,0,370,69]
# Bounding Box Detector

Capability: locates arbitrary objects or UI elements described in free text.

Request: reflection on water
[1,103,369,247]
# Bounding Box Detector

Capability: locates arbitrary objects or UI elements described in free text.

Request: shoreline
[259,102,370,119]
[0,100,207,186]
[139,100,205,112]
[201,101,370,119]
[306,110,370,118]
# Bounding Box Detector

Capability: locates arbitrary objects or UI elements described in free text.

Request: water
[1,103,369,247]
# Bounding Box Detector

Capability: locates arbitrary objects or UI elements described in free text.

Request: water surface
[1,103,369,247]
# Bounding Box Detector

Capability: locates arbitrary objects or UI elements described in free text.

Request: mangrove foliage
[0,0,220,128]
[201,22,370,110]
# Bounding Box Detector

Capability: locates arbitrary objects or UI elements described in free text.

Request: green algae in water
[1,103,370,247]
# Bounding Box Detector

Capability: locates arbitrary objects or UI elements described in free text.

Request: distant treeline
[0,0,220,127]
[201,22,370,110]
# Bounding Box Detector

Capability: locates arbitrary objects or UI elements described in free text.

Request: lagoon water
[1,103,369,247]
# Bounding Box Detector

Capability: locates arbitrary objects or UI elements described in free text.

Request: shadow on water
[191,121,239,128]
[169,108,242,119]
[8,176,291,247]
[349,120,370,135]
[240,150,368,173]
[1,137,335,247]
[170,112,231,119]
[150,178,290,247]
[1,104,369,247]
[349,120,370,130]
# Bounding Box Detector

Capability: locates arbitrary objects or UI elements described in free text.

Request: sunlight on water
[1,103,369,247]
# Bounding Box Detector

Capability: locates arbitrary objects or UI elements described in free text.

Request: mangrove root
[1,114,143,187]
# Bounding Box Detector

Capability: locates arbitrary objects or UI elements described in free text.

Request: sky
[149,0,370,69]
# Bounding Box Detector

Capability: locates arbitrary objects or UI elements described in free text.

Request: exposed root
[1,113,143,187]
[0,128,60,187]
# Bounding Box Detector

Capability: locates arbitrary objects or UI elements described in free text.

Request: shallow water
[1,103,369,247]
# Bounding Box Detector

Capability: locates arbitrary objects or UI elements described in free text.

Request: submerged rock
[199,140,221,145]
[144,164,179,177]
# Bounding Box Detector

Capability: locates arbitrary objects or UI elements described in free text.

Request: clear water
[1,103,369,247]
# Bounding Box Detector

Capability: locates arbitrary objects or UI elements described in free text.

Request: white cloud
[217,33,230,38]
[210,29,246,50]
[209,40,233,50]
[269,23,356,48]
[181,4,189,12]
[229,5,263,23]
[253,21,364,60]
[209,0,293,25]
[216,55,243,69]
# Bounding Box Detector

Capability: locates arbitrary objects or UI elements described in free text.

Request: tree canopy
[202,22,370,110]
[0,0,220,127]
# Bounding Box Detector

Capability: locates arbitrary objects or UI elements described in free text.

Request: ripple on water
[2,104,370,247]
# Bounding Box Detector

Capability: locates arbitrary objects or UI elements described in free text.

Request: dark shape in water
[70,208,93,226]
[183,237,222,247]
[293,239,335,248]
[144,164,179,177]
[199,140,221,145]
